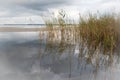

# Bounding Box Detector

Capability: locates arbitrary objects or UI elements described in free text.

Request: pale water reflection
[0,32,120,80]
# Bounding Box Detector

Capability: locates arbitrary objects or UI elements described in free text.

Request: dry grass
[79,14,119,64]
[40,12,120,70]
[79,14,118,52]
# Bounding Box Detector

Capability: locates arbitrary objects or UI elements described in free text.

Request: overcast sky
[0,0,120,24]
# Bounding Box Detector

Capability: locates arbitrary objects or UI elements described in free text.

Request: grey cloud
[0,0,119,18]
[0,0,70,17]
[18,0,69,11]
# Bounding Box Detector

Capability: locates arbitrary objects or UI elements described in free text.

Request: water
[0,31,120,80]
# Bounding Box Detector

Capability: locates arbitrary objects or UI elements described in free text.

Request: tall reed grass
[40,11,120,70]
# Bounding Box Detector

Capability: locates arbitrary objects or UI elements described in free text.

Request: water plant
[39,11,120,77]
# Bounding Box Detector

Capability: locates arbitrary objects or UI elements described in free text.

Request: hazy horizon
[0,0,120,24]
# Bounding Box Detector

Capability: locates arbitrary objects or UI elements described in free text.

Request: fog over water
[0,32,120,80]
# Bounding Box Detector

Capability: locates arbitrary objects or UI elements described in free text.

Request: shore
[0,27,47,32]
[0,26,76,32]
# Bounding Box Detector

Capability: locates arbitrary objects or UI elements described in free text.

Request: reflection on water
[0,32,120,80]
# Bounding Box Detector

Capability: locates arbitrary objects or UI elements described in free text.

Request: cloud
[20,0,69,11]
[0,0,70,18]
[0,0,120,24]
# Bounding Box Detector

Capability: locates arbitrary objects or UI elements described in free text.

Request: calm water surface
[0,32,120,80]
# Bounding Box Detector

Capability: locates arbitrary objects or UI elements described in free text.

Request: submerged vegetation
[39,10,120,74]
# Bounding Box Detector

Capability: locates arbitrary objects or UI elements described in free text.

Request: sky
[0,0,120,24]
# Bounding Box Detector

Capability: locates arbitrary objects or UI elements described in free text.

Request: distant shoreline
[0,26,75,32]
[0,27,47,32]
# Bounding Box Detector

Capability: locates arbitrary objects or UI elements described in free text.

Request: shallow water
[0,32,120,80]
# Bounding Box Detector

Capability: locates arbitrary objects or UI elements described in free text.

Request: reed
[40,11,120,70]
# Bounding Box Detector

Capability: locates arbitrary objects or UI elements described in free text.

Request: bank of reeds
[40,12,120,69]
